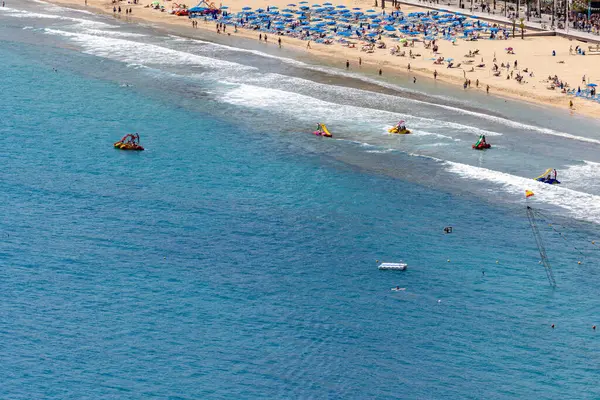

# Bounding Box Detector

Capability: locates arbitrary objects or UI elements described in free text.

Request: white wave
[409,130,459,141]
[561,161,600,193]
[221,73,507,137]
[43,29,256,72]
[220,82,505,140]
[82,28,147,38]
[29,0,95,14]
[366,148,395,154]
[177,37,309,67]
[445,161,600,224]
[0,6,115,28]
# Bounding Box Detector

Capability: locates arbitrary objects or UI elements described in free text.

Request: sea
[2,1,600,398]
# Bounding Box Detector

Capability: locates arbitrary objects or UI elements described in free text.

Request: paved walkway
[398,0,600,43]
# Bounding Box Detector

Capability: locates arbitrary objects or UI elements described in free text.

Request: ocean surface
[2,2,600,398]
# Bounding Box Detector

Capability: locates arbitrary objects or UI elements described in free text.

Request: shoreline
[44,0,600,118]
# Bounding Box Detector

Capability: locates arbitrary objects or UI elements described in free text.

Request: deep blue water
[2,4,600,399]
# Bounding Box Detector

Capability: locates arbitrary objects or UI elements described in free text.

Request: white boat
[378,262,408,271]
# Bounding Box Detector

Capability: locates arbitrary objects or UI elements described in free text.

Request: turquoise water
[2,2,600,398]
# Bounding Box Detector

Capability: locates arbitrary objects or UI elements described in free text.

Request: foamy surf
[445,161,600,224]
[43,28,256,72]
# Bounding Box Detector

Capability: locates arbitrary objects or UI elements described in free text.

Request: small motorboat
[535,168,560,185]
[388,120,411,134]
[114,133,144,151]
[472,134,491,150]
[313,123,333,138]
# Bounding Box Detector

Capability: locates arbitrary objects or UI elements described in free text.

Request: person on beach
[476,79,479,88]
[413,77,416,83]
[379,69,382,76]
[278,37,281,48]
[264,34,268,42]
[113,6,116,12]
[569,100,574,109]
[433,70,437,79]
[259,33,262,41]
[486,85,490,94]
[359,57,362,66]
[407,63,411,71]
[346,60,350,69]
[307,41,311,49]
[118,6,121,12]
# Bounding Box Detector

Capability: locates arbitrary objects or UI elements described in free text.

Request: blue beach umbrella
[287,3,296,5]
[353,7,361,9]
[336,4,346,8]
[220,5,228,8]
[588,83,598,87]
[242,6,252,10]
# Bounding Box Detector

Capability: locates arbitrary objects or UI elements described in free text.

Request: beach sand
[46,0,600,118]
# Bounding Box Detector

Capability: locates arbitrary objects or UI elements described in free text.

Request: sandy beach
[43,0,600,118]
